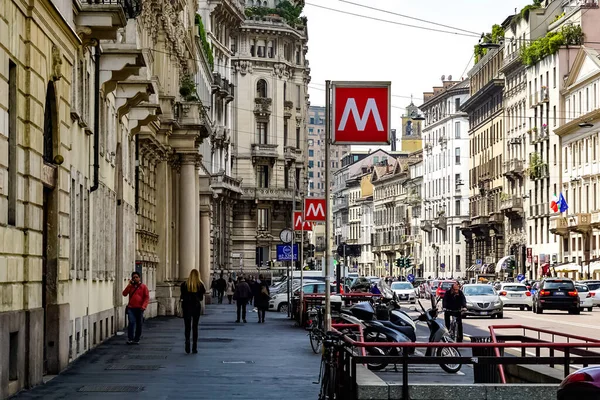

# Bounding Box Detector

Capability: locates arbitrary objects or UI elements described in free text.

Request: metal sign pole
[289,181,296,318]
[299,199,305,326]
[324,80,332,331]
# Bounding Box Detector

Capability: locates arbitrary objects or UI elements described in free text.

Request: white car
[579,281,600,307]
[575,284,594,312]
[390,281,416,303]
[268,281,341,314]
[498,283,532,311]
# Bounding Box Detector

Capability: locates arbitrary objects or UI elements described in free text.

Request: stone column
[178,154,197,280]
[195,164,201,275]
[200,207,211,285]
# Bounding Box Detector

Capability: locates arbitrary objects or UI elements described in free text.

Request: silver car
[462,284,504,318]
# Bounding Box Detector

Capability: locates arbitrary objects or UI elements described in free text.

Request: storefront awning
[496,255,514,271]
[554,263,580,273]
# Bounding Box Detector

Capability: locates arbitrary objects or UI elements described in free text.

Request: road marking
[511,313,600,331]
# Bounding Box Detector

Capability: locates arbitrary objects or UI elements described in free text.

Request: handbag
[176,300,184,318]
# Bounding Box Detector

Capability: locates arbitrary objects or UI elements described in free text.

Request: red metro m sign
[332,81,391,145]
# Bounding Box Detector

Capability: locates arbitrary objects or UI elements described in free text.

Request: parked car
[390,281,416,303]
[532,278,579,315]
[576,284,594,312]
[578,281,600,307]
[498,283,532,311]
[557,366,600,400]
[268,280,319,313]
[435,280,456,299]
[462,284,503,318]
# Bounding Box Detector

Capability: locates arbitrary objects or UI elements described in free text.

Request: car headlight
[466,302,474,307]
[494,300,501,306]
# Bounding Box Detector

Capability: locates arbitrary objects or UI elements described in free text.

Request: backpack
[261,285,269,297]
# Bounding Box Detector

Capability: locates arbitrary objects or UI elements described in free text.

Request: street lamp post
[432,243,439,278]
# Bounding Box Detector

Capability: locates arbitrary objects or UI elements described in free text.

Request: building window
[455,122,460,139]
[284,166,290,189]
[257,121,268,144]
[455,147,460,164]
[284,119,288,146]
[256,79,267,98]
[296,127,300,148]
[7,61,17,226]
[257,208,269,231]
[257,165,269,188]
[309,149,314,157]
[455,98,460,113]
[455,200,461,216]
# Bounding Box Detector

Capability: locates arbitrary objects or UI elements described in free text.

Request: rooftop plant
[520,25,584,66]
[195,14,214,70]
[474,24,505,64]
[245,1,304,26]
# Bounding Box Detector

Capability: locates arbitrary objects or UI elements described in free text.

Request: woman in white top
[225,277,235,304]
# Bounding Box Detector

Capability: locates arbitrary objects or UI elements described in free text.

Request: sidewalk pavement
[12,303,321,400]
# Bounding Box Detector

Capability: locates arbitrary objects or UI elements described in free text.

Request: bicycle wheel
[310,331,323,354]
[328,358,336,399]
[437,346,462,373]
[318,361,330,400]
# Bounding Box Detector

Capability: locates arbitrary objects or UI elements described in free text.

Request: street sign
[476,259,482,265]
[294,211,313,231]
[440,263,445,271]
[276,244,298,261]
[517,274,525,282]
[332,81,391,145]
[407,274,415,283]
[304,198,326,221]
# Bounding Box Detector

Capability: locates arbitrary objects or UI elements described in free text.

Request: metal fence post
[402,348,409,400]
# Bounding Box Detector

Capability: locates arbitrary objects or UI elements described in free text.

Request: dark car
[532,278,579,314]
[558,366,600,400]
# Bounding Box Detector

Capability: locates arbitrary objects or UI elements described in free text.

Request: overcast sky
[302,0,531,150]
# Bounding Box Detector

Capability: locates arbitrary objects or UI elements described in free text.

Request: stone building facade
[230,0,310,272]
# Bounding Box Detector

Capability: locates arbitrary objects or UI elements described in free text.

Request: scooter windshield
[378,279,395,300]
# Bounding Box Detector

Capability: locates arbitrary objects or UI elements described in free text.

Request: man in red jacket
[122,271,149,344]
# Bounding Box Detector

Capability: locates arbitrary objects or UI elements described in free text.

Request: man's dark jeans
[127,307,144,342]
[217,290,224,304]
[236,299,247,321]
[444,310,463,342]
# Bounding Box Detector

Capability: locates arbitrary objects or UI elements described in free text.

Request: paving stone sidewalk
[12,304,320,400]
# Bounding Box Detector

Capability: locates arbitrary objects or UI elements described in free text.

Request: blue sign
[440,263,445,271]
[517,274,525,282]
[276,244,298,261]
[476,259,482,265]
[407,274,415,283]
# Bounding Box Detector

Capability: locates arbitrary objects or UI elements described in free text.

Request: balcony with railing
[251,143,278,161]
[75,0,129,41]
[592,211,600,228]
[502,48,521,70]
[550,216,569,236]
[503,159,524,178]
[254,97,272,115]
[434,214,447,230]
[284,146,300,163]
[212,72,222,93]
[539,87,549,103]
[471,215,489,226]
[210,171,243,196]
[500,196,524,218]
[333,197,349,212]
[568,213,592,233]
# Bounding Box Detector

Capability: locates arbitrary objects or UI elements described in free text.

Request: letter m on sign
[332,82,391,145]
[304,198,326,222]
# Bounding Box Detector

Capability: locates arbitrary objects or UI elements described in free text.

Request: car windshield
[440,282,454,290]
[586,283,600,290]
[391,282,413,290]
[543,281,575,290]
[576,285,589,292]
[464,286,495,296]
[503,285,527,292]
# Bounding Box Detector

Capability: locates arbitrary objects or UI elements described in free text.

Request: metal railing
[326,324,600,400]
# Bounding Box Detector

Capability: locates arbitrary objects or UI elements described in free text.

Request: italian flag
[550,194,559,213]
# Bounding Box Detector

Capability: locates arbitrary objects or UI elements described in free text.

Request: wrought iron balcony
[75,0,128,41]
[568,213,591,233]
[251,143,278,161]
[549,216,569,236]
[254,97,272,115]
[500,196,524,218]
[540,87,549,103]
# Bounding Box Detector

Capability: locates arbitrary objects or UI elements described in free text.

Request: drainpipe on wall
[135,135,139,213]
[90,42,101,192]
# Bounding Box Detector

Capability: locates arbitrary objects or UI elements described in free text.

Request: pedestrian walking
[122,271,149,345]
[255,274,270,323]
[233,276,252,323]
[180,269,206,354]
[216,274,226,304]
[211,277,218,298]
[247,276,255,306]
[226,277,235,304]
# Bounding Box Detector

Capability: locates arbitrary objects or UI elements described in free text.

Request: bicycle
[308,306,325,354]
[316,331,348,400]
[444,308,466,342]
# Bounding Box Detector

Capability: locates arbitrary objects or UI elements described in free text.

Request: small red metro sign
[332,81,391,145]
[304,198,326,222]
[294,211,313,231]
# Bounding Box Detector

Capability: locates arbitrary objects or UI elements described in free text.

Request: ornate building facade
[231,0,310,272]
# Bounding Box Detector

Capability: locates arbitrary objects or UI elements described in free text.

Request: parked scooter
[342,297,462,373]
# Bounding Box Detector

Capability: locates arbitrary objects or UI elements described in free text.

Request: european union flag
[557,192,569,213]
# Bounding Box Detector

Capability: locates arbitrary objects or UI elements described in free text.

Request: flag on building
[550,194,559,213]
[557,192,569,213]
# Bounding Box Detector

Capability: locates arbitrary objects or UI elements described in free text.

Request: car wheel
[535,304,543,314]
[519,306,525,311]
[277,303,288,314]
[589,307,594,312]
[527,306,532,311]
[496,313,503,319]
[569,308,580,315]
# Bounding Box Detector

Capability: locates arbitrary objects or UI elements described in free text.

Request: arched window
[256,79,267,98]
[43,82,56,163]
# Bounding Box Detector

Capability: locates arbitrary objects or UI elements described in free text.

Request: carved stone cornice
[232,60,253,76]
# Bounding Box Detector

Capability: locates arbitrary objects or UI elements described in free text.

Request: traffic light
[395,258,401,268]
[406,257,412,270]
[508,260,516,270]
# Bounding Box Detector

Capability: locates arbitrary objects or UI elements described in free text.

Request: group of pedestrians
[121,269,272,354]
